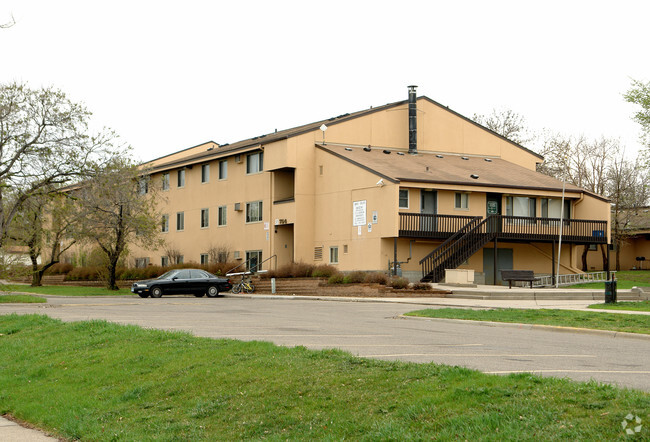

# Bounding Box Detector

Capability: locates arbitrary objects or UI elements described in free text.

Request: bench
[500,270,538,289]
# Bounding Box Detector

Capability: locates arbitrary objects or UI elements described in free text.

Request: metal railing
[534,271,616,287]
[226,254,277,276]
[400,213,608,244]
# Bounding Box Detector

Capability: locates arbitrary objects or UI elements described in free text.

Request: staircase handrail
[418,216,482,265]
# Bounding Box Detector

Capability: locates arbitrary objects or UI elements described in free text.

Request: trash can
[604,280,617,304]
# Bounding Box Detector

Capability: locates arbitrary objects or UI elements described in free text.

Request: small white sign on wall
[372,210,378,224]
[353,200,367,226]
[358,226,362,236]
[367,223,372,232]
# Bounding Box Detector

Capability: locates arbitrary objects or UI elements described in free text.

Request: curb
[400,315,650,341]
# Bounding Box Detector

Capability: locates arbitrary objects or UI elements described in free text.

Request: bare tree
[608,155,650,270]
[75,159,162,289]
[164,246,183,265]
[208,244,231,263]
[472,108,535,146]
[0,82,119,252]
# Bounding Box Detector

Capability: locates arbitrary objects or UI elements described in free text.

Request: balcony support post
[551,240,556,286]
[393,237,398,277]
[493,237,498,286]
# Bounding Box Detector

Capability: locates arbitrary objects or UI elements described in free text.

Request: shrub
[328,273,345,284]
[389,277,410,289]
[311,264,338,278]
[65,266,102,281]
[261,262,315,279]
[364,272,389,285]
[411,282,432,291]
[345,271,366,284]
[45,262,73,275]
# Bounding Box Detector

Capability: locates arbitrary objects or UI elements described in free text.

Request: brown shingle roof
[145,96,543,173]
[317,144,607,200]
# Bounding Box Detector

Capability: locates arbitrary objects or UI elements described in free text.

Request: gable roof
[317,144,608,201]
[145,95,543,173]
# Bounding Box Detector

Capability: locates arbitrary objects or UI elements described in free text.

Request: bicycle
[231,274,255,294]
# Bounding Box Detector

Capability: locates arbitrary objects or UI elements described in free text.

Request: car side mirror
[172,277,178,281]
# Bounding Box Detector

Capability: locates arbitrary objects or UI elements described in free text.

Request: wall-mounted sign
[487,201,499,215]
[264,222,270,230]
[353,200,367,226]
[372,210,378,224]
[367,223,372,232]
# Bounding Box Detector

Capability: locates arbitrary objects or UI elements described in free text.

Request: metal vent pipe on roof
[408,85,417,155]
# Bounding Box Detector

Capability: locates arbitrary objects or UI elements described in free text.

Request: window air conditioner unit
[234,202,242,211]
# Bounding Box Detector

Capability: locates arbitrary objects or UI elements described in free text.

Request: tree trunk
[581,247,588,272]
[107,255,119,290]
[599,244,608,272]
[29,250,42,287]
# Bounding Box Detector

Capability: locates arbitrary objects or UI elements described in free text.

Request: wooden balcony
[399,213,607,244]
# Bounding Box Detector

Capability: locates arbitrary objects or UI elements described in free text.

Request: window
[329,246,339,264]
[455,192,469,210]
[246,201,263,223]
[176,212,185,231]
[541,198,570,222]
[343,244,348,254]
[138,177,149,195]
[218,205,227,226]
[588,244,597,251]
[177,255,184,264]
[201,164,210,183]
[177,169,185,188]
[506,196,536,224]
[246,152,264,174]
[219,160,227,180]
[200,253,209,265]
[161,214,169,233]
[399,189,409,209]
[161,256,169,267]
[201,208,209,228]
[162,173,170,191]
[135,257,149,268]
[246,250,262,272]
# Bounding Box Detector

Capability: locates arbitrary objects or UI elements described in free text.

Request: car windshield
[157,270,178,280]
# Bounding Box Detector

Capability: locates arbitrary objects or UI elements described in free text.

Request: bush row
[64,262,241,281]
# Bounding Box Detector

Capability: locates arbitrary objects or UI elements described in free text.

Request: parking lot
[3,295,650,391]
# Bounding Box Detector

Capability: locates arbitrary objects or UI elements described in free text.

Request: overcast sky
[2,1,648,162]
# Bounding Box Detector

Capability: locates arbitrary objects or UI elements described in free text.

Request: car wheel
[138,293,149,298]
[151,286,163,298]
[244,283,255,294]
[194,293,205,297]
[206,285,220,298]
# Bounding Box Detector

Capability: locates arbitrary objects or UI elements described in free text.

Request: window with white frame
[200,208,209,228]
[246,201,263,223]
[177,255,184,264]
[218,205,227,226]
[176,212,185,231]
[200,253,209,265]
[399,189,409,209]
[246,152,264,174]
[135,257,149,268]
[161,214,169,233]
[161,256,169,267]
[329,246,339,264]
[454,192,469,210]
[219,160,227,180]
[177,169,185,188]
[161,173,170,191]
[505,196,536,224]
[201,164,210,183]
[246,250,262,272]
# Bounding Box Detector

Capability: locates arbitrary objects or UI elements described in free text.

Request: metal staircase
[420,216,496,282]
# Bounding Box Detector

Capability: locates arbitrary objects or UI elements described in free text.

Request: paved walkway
[0,416,57,441]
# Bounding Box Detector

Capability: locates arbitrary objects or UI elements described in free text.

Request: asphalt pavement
[1,290,649,441]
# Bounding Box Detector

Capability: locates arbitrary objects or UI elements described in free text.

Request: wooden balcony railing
[399,213,608,244]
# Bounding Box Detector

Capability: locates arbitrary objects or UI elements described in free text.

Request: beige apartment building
[123,86,611,284]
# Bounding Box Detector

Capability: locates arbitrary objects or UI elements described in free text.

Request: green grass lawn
[0,294,46,303]
[0,314,647,440]
[405,308,650,335]
[1,285,131,296]
[570,270,650,289]
[588,300,650,312]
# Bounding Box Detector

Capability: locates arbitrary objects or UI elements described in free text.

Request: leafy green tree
[624,79,650,151]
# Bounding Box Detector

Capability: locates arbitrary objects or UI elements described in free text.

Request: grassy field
[1,285,131,296]
[570,270,650,289]
[405,308,650,335]
[0,314,647,441]
[588,300,650,312]
[0,294,46,303]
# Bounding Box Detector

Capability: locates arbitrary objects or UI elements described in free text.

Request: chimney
[408,85,417,154]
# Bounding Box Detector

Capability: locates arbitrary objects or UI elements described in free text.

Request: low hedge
[63,262,240,281]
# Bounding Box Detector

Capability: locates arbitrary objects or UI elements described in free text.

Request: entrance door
[420,190,437,232]
[486,193,502,234]
[483,248,513,285]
